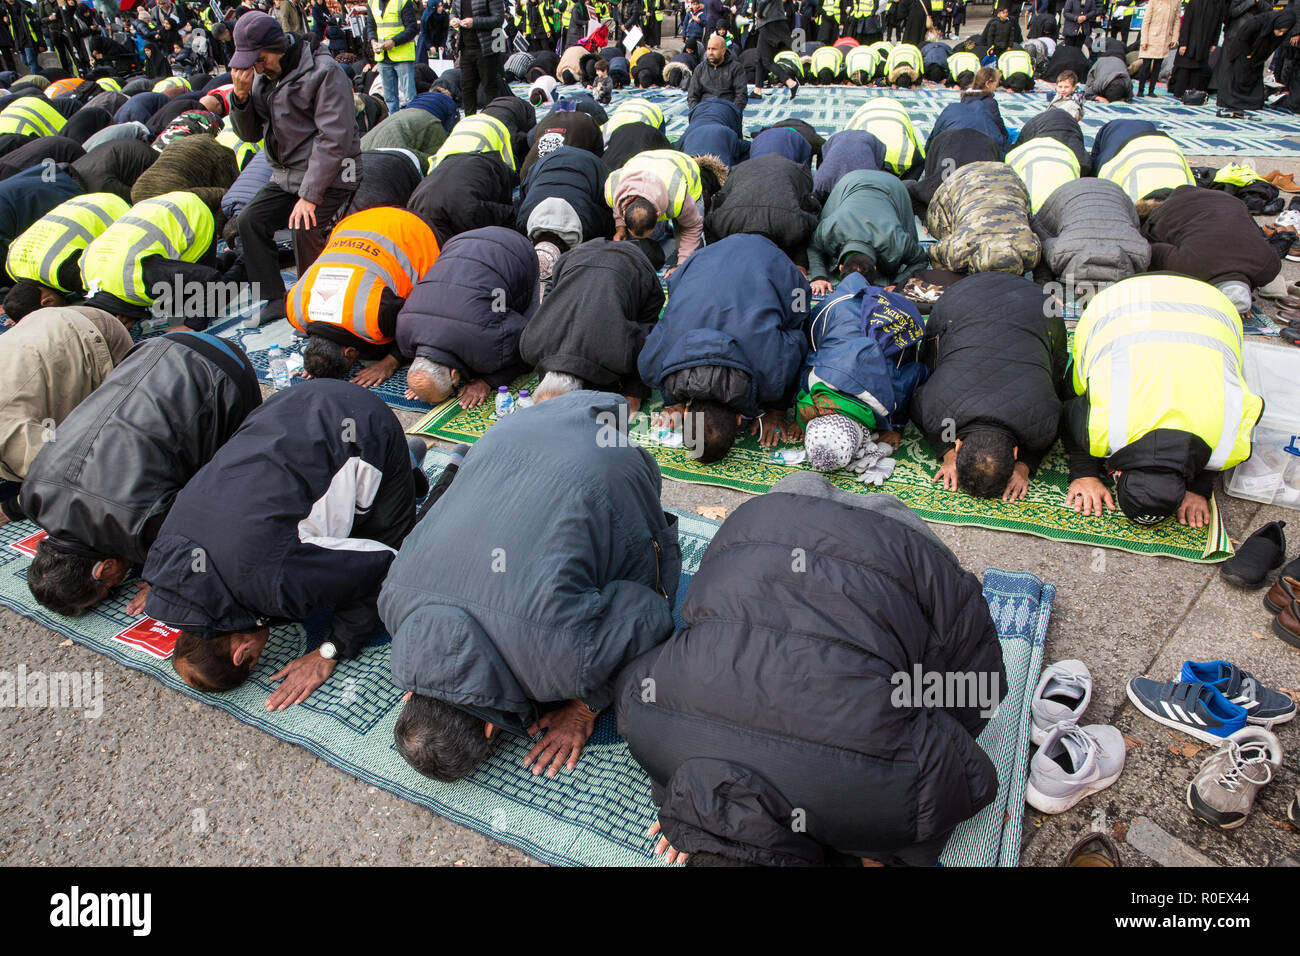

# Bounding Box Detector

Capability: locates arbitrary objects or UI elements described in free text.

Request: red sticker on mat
[9,529,47,556]
[112,618,180,659]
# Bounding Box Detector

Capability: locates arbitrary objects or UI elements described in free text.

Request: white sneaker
[1274,209,1300,230]
[1026,722,1127,814]
[1030,659,1092,746]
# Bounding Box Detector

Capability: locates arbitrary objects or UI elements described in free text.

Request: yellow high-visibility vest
[1098,134,1196,203]
[810,45,844,78]
[0,97,66,137]
[845,45,878,81]
[847,97,924,173]
[1073,275,1262,471]
[998,49,1033,78]
[152,76,190,93]
[1006,137,1081,212]
[370,0,416,62]
[80,192,215,306]
[947,51,980,82]
[605,149,702,221]
[885,44,923,75]
[429,114,515,172]
[603,98,666,137]
[6,193,130,293]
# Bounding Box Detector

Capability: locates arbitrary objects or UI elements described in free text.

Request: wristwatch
[319,641,339,661]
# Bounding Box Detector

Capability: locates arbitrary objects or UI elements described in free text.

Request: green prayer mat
[413,380,1232,564]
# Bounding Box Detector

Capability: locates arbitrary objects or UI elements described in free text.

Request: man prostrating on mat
[140,379,430,710]
[380,391,681,781]
[616,473,1005,866]
[1061,274,1261,529]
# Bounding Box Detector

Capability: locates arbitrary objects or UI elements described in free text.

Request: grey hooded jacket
[381,391,681,733]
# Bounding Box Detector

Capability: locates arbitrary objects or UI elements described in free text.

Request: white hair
[409,356,456,400]
[533,371,584,402]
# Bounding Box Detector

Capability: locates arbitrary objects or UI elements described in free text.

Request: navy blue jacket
[677,121,748,167]
[686,97,743,136]
[142,379,417,657]
[813,130,885,202]
[396,226,538,388]
[516,146,614,243]
[113,92,169,126]
[638,234,810,418]
[1090,119,1161,170]
[0,164,82,265]
[749,126,811,166]
[927,94,1009,154]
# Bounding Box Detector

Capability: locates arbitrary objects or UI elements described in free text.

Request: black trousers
[753,21,789,87]
[237,180,356,317]
[460,38,509,114]
[1136,56,1162,95]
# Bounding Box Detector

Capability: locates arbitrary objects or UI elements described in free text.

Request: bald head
[706,34,726,66]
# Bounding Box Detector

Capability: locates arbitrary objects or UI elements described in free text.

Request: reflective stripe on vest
[850,0,875,16]
[885,45,922,74]
[81,192,214,305]
[1006,138,1080,212]
[152,76,190,93]
[774,50,804,76]
[370,0,416,62]
[287,209,438,343]
[845,46,877,78]
[998,50,1032,77]
[811,46,843,75]
[97,77,122,93]
[606,150,701,221]
[1097,135,1195,202]
[6,193,129,292]
[430,114,514,171]
[948,51,979,79]
[1074,278,1261,471]
[0,98,66,137]
[847,99,922,173]
[604,98,665,137]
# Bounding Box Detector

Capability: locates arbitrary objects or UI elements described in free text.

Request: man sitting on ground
[381,390,680,781]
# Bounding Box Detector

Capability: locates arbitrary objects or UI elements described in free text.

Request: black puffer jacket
[616,476,1004,866]
[405,151,515,246]
[22,333,261,564]
[520,239,663,390]
[348,148,424,211]
[1142,184,1281,288]
[68,138,159,202]
[909,272,1067,472]
[516,146,614,244]
[705,154,821,251]
[602,121,671,170]
[396,226,538,388]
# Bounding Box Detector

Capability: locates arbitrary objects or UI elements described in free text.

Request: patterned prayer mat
[0,448,1051,867]
[414,380,1233,563]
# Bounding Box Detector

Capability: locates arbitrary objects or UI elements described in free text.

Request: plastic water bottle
[494,386,514,418]
[268,345,291,390]
[516,389,534,410]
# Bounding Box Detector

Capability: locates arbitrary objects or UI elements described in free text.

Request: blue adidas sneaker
[1178,661,1297,728]
[1125,678,1249,744]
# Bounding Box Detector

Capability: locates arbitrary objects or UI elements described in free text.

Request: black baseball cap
[1115,469,1184,526]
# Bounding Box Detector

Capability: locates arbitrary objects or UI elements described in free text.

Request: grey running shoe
[1031,659,1093,746]
[1026,721,1127,815]
[1186,727,1282,829]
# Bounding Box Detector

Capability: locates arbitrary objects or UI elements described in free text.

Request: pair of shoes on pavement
[1186,727,1283,829]
[1026,661,1126,814]
[1126,660,1296,744]
[1263,169,1300,193]
[1221,522,1300,646]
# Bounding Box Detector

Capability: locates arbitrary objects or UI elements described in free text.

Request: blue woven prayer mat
[593,83,1300,157]
[0,447,1052,866]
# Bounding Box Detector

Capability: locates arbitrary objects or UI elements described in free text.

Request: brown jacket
[1139,0,1181,59]
[0,307,132,482]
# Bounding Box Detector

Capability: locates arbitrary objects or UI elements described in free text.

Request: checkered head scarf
[804,414,868,473]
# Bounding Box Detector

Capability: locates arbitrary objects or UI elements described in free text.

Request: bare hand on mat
[523,699,596,777]
[351,354,399,388]
[933,448,958,491]
[1066,477,1115,517]
[647,821,689,865]
[267,652,337,711]
[125,583,151,616]
[458,379,491,409]
[1177,491,1210,528]
[1002,462,1031,503]
[654,403,687,430]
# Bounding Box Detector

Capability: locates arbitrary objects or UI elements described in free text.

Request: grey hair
[534,371,583,401]
[409,356,456,400]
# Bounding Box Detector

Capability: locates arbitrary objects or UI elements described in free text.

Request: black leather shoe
[1221,521,1287,589]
